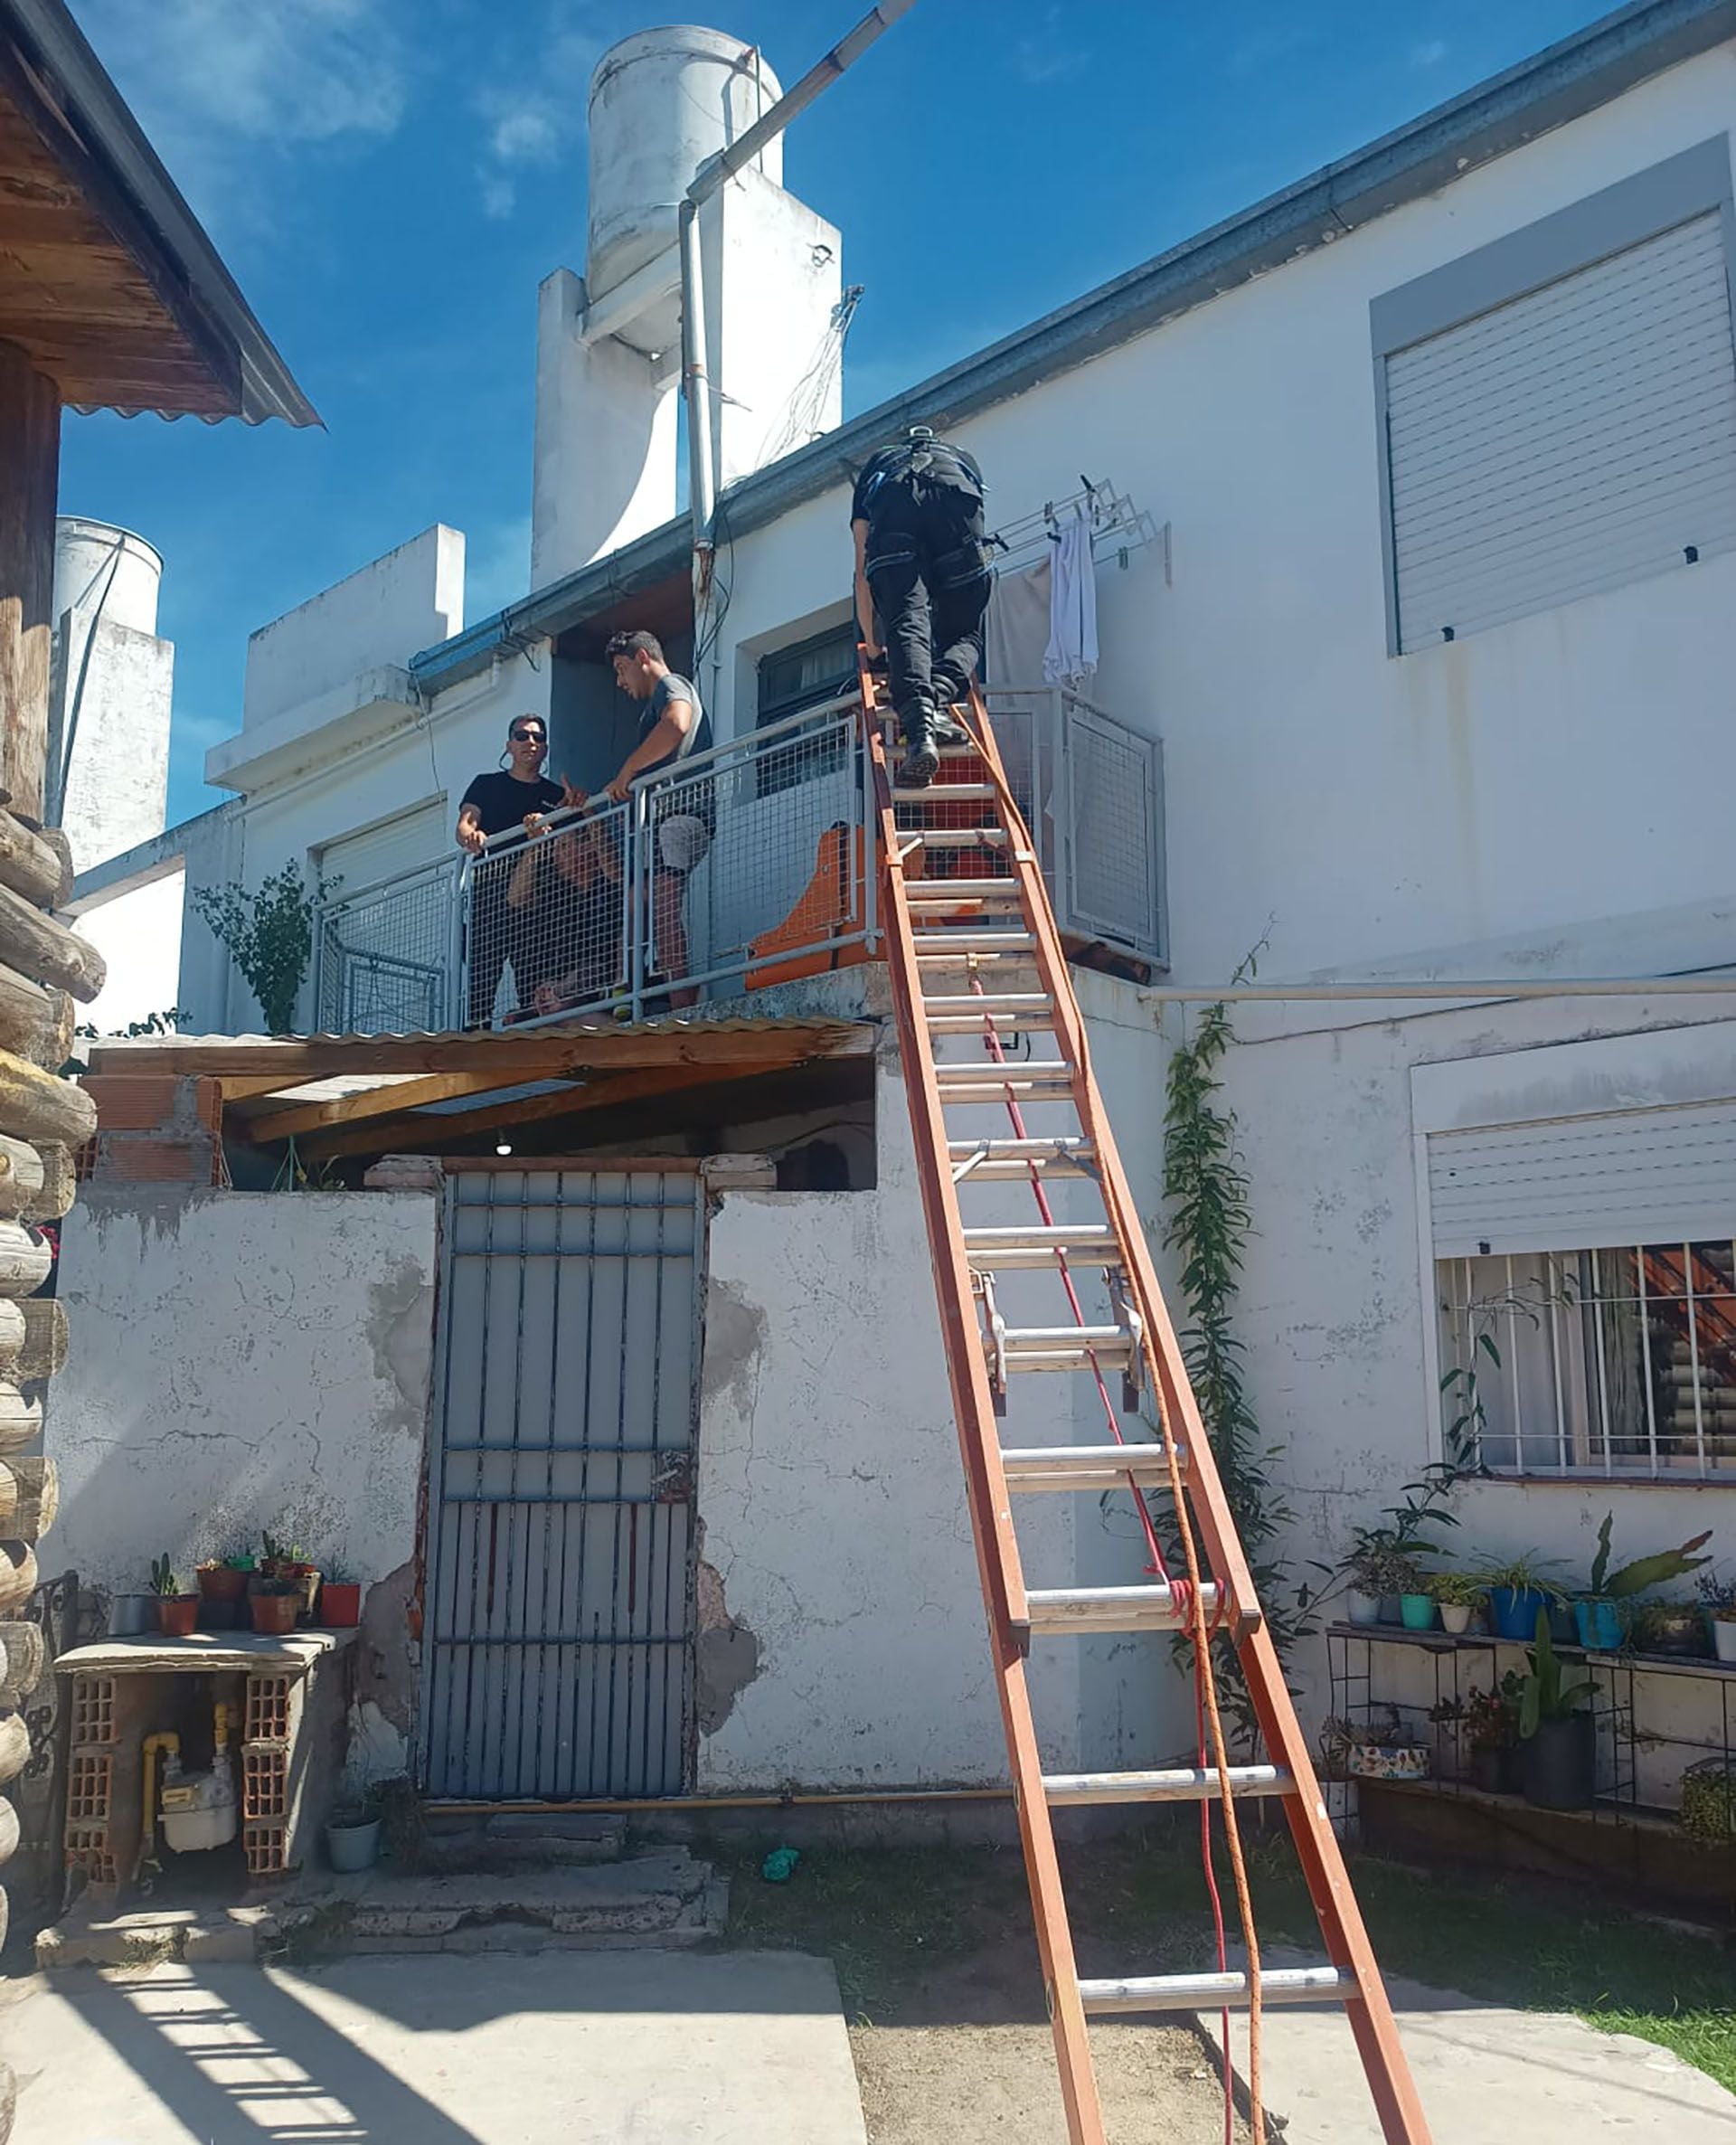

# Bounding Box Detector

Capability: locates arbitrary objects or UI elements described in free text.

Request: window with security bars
[1439,1240,1736,1479]
[754,621,856,798]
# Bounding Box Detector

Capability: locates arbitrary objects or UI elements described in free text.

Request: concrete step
[35,1849,727,1968]
[417,1809,627,1872]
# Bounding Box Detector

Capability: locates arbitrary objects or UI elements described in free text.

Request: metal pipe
[139,1730,179,1866]
[1135,975,1736,1002]
[686,1,921,211]
[680,0,923,577]
[427,1785,1011,1816]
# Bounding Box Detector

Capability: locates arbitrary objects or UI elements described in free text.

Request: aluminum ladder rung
[937,1079,1076,1107]
[1000,1442,1175,1490]
[947,1134,1090,1157]
[909,878,1022,902]
[950,1137,1090,1179]
[1079,1966,1351,2016]
[964,1224,1117,1267]
[1043,1764,1294,1806]
[911,930,1036,953]
[928,1007,1058,1034]
[927,993,1052,1013]
[937,1060,1071,1082]
[1024,1583,1219,1634]
[906,826,1006,848]
[892,780,999,802]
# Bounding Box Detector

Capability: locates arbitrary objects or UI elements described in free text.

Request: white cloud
[1010,5,1090,86]
[1411,37,1449,69]
[71,0,409,231]
[471,9,603,217]
[76,0,408,146]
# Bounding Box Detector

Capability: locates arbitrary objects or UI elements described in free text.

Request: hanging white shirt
[1043,506,1098,687]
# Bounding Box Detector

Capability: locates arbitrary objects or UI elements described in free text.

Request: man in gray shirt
[604,629,713,1007]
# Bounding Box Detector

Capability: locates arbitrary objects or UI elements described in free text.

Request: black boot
[933,708,971,748]
[901,712,939,789]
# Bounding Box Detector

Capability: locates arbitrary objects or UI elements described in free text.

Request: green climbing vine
[1156,951,1316,1749]
[190,864,325,1035]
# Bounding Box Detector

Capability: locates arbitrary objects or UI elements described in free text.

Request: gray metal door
[423,1167,702,1799]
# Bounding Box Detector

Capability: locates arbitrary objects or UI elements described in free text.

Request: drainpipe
[679,0,921,614]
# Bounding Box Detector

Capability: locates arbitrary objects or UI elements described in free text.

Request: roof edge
[5,0,320,426]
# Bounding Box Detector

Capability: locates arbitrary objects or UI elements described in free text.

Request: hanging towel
[1043,506,1099,687]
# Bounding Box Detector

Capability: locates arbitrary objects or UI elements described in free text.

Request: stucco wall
[693,1035,1182,1792]
[49,1186,439,1778]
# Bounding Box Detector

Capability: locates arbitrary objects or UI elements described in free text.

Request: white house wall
[50,1186,439,1782]
[703,51,1736,986]
[72,869,184,1035]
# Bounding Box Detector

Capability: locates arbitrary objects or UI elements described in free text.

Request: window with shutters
[1373,137,1736,654]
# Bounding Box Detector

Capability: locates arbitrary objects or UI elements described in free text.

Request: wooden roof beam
[237,1070,525,1144]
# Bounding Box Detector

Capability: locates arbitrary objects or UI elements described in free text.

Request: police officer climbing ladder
[852,426,995,787]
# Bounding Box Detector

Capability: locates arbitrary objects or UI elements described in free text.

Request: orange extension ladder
[862,653,1433,2145]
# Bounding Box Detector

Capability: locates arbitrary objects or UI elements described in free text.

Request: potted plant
[196,1552,250,1630]
[1678,1756,1736,1846]
[250,1574,302,1637]
[1343,1536,1410,1626]
[326,1787,383,1874]
[1574,1512,1712,1651]
[1395,1555,1437,1631]
[1516,1608,1596,1810]
[258,1531,320,1625]
[1463,1676,1523,1792]
[1345,1704,1431,1782]
[1697,1572,1736,1665]
[1428,1570,1485,1636]
[1633,1597,1707,1658]
[151,1554,197,1638]
[1479,1552,1566,1642]
[320,1566,362,1630]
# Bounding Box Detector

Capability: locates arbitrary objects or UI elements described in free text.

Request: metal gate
[422,1166,702,1799]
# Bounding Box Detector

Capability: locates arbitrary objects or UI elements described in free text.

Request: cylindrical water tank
[586,26,781,352]
[52,517,163,638]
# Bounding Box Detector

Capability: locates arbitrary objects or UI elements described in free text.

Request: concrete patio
[0,1950,870,2144]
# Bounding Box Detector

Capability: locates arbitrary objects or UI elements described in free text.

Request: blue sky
[62,0,1615,828]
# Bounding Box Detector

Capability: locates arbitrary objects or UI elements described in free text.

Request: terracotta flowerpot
[157,1594,198,1638]
[320,1582,362,1630]
[251,1592,300,1637]
[197,1564,248,1605]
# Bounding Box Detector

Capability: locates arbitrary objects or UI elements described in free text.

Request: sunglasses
[510,726,546,744]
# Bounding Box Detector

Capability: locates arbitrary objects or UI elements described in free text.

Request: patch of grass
[718,1825,1736,2091]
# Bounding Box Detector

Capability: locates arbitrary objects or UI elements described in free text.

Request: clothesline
[986,477,1160,579]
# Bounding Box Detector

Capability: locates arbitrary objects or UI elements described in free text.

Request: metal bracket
[1110,1269,1146,1415]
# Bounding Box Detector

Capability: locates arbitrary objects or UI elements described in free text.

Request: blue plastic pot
[1399,1592,1438,1631]
[1490,1585,1549,1641]
[1574,1597,1627,1651]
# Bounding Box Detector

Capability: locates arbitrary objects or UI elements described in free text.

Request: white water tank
[52,516,164,638]
[586,26,781,354]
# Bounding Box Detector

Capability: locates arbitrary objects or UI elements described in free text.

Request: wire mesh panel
[464,802,633,1028]
[423,1167,702,1800]
[1061,696,1165,961]
[315,858,458,1035]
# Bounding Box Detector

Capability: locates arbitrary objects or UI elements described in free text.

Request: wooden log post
[0,1543,35,1617]
[0,1622,42,1706]
[14,1299,66,1382]
[0,1053,96,1149]
[0,878,104,999]
[0,965,71,1070]
[4,1458,55,1542]
[0,809,70,911]
[0,1223,50,1299]
[0,342,59,824]
[0,1389,42,1457]
[0,1135,44,1219]
[24,1142,75,1220]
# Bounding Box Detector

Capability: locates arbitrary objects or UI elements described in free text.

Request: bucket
[326,1817,382,1874]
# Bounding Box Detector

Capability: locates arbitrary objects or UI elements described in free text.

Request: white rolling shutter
[317,798,448,896]
[1427,1099,1736,1258]
[1387,211,1736,652]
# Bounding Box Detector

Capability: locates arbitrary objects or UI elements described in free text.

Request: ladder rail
[958,681,1434,2145]
[865,701,1109,2144]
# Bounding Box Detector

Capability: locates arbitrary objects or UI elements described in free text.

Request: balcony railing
[311,691,1165,1036]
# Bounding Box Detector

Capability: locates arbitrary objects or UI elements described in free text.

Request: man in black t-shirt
[851,427,992,786]
[604,630,712,1008]
[456,713,567,1025]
